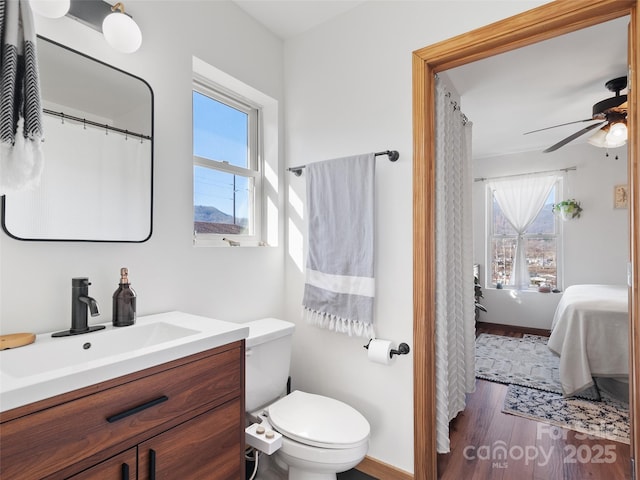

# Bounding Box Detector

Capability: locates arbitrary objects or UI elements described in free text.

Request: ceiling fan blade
[543,121,607,153]
[524,118,597,135]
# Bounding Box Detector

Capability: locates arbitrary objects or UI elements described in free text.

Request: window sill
[193,236,271,248]
[486,287,561,294]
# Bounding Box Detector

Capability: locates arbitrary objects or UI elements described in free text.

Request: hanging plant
[552,199,582,220]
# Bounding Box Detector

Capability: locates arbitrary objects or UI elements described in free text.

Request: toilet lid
[267,390,370,449]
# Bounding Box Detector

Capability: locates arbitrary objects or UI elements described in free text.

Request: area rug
[503,384,630,444]
[475,333,600,400]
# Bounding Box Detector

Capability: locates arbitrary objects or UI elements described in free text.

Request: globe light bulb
[102,3,142,54]
[30,0,70,19]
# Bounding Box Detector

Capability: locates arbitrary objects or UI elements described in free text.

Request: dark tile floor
[337,469,377,480]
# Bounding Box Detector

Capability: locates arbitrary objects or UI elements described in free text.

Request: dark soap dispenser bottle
[113,267,137,327]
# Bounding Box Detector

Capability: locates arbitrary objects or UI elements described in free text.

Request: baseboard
[476,320,551,337]
[356,456,413,480]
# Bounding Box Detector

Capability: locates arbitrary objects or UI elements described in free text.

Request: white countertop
[0,312,249,413]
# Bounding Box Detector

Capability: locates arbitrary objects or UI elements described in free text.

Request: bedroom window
[487,178,561,289]
[192,83,262,244]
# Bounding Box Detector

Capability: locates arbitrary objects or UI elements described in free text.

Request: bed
[547,284,629,396]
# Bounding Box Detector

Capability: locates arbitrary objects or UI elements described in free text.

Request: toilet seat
[267,390,370,449]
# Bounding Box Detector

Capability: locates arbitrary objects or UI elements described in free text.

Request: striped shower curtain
[434,76,475,453]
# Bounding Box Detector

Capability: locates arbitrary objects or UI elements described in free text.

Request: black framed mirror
[1,36,153,242]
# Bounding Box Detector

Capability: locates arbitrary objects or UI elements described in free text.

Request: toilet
[245,318,370,480]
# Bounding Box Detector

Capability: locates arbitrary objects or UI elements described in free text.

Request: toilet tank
[244,318,295,413]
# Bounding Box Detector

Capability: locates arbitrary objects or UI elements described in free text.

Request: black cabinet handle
[149,449,157,480]
[106,395,169,423]
[121,463,129,480]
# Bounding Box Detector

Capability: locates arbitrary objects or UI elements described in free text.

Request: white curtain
[489,175,556,289]
[4,116,152,240]
[434,77,475,453]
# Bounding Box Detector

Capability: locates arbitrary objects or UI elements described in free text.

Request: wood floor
[437,322,632,480]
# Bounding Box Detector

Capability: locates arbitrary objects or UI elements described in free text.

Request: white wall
[473,142,629,329]
[282,1,549,472]
[0,1,286,334]
[479,289,564,330]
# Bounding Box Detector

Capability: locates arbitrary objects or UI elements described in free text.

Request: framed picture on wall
[614,184,628,209]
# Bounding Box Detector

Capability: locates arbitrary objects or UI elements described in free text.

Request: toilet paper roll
[367,339,395,365]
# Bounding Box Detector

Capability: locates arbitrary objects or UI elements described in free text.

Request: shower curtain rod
[288,150,399,176]
[43,108,152,141]
[474,166,576,183]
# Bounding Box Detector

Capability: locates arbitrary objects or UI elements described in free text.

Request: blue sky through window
[193,91,249,219]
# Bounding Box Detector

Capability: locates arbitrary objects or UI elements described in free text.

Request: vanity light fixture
[102,2,142,53]
[30,0,71,18]
[35,0,143,54]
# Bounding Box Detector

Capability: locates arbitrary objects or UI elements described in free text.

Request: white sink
[0,311,249,412]
[2,322,199,378]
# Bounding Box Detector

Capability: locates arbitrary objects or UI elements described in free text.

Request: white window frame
[485,177,563,290]
[192,78,264,246]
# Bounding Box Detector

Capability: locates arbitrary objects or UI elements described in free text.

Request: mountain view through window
[490,189,559,288]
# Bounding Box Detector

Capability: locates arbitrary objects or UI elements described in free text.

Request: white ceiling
[232,2,629,159]
[232,0,366,39]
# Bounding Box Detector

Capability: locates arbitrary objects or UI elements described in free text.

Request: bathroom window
[193,82,262,244]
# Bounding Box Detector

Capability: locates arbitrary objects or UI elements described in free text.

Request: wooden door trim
[412,1,639,478]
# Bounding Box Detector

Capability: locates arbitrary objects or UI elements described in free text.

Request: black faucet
[52,278,106,337]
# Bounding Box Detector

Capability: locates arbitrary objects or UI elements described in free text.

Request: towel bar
[288,150,399,177]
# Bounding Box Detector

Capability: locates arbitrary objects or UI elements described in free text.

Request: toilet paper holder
[363,339,410,358]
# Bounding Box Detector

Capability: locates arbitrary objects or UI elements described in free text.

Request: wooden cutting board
[0,333,36,350]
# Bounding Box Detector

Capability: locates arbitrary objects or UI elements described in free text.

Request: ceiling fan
[524,76,628,153]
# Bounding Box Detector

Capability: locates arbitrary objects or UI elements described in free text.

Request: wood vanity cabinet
[0,340,246,480]
[66,449,138,480]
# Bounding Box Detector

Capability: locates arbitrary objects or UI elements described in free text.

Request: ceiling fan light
[588,126,626,149]
[102,3,142,54]
[587,129,607,148]
[30,0,70,18]
[606,137,627,149]
[606,122,628,142]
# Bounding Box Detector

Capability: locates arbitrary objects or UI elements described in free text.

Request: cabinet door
[67,448,137,480]
[139,399,243,480]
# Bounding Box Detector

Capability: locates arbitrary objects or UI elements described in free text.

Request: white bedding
[547,284,629,396]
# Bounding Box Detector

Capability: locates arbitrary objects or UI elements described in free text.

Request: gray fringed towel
[0,0,44,194]
[302,153,376,338]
